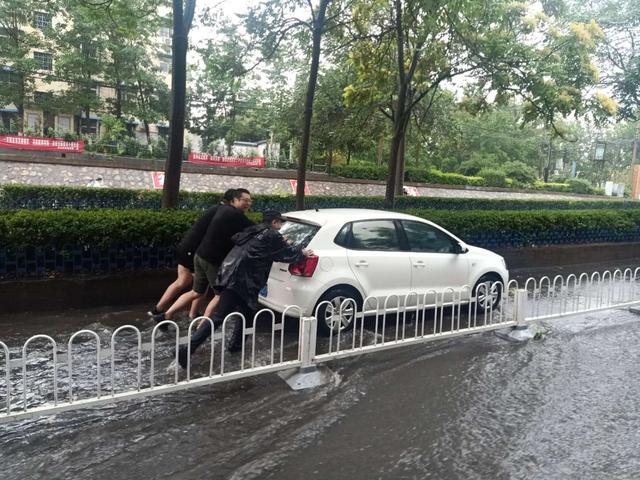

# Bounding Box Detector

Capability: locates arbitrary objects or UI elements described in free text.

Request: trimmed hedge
[0,184,636,212]
[331,164,484,186]
[0,209,261,248]
[331,163,600,194]
[404,209,640,247]
[1,208,639,251]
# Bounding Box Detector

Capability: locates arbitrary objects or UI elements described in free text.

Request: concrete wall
[0,152,617,201]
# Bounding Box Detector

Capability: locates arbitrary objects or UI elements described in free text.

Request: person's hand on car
[302,248,314,257]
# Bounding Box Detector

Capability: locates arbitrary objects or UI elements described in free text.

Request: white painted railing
[1,268,639,423]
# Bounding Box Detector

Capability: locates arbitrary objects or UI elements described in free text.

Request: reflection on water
[2,304,640,478]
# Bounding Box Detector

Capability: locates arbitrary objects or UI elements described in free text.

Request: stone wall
[0,156,614,201]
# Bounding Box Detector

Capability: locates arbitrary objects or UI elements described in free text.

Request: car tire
[314,286,362,337]
[472,274,503,311]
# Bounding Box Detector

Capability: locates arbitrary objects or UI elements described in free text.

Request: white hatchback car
[258,209,508,335]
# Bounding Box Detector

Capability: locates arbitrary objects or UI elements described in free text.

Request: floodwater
[2,264,640,479]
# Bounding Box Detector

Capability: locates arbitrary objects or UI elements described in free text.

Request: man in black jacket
[148,188,236,319]
[153,189,254,327]
[174,211,313,370]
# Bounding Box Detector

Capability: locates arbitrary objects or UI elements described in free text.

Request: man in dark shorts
[152,188,253,327]
[173,211,313,370]
[148,189,236,319]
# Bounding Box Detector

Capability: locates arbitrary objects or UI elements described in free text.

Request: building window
[158,58,171,74]
[27,113,41,131]
[159,26,172,45]
[33,52,53,71]
[57,115,72,132]
[33,12,52,30]
[0,67,16,84]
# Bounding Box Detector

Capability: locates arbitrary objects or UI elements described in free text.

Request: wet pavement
[2,262,640,479]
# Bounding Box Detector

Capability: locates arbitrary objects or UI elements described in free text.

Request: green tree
[345,0,608,207]
[54,0,106,134]
[0,2,57,132]
[100,0,169,141]
[191,15,251,153]
[568,0,638,120]
[244,0,351,209]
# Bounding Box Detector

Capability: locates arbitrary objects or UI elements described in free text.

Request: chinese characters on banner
[290,179,311,194]
[151,172,165,189]
[188,152,265,168]
[0,135,84,153]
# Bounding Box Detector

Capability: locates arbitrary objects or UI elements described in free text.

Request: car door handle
[355,261,369,267]
[413,261,426,268]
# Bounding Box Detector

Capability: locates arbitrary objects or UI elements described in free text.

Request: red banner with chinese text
[187,152,265,168]
[0,135,84,153]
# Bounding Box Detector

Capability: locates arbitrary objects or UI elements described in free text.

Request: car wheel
[473,274,503,311]
[314,287,362,337]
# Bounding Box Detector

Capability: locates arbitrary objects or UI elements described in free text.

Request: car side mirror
[456,243,469,254]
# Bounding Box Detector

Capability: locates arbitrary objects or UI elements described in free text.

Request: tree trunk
[394,134,405,195]
[162,0,191,209]
[384,0,408,209]
[115,75,123,119]
[543,139,552,183]
[144,120,151,144]
[295,0,330,210]
[85,106,91,135]
[385,128,403,208]
[376,137,384,165]
[16,75,25,133]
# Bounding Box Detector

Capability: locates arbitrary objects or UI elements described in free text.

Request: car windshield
[280,220,320,248]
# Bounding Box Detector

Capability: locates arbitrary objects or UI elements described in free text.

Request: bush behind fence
[2,208,640,279]
[0,184,635,212]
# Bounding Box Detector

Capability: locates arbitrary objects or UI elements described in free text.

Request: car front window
[401,220,457,253]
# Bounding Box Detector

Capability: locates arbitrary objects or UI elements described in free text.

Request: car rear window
[280,220,320,248]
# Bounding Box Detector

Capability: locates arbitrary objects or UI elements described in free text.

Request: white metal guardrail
[1,268,639,423]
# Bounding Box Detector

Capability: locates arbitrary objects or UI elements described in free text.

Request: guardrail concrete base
[495,324,543,342]
[278,366,334,391]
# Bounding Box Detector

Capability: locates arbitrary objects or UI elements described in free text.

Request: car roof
[283,208,427,226]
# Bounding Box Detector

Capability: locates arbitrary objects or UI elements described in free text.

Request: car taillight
[289,256,319,277]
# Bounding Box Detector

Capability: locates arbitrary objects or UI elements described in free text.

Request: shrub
[1,208,639,252]
[478,168,507,187]
[403,208,640,247]
[331,164,387,180]
[566,178,595,194]
[457,153,498,176]
[0,184,634,212]
[502,161,538,185]
[152,137,168,159]
[331,164,485,186]
[405,167,484,186]
[0,209,262,249]
[533,181,569,192]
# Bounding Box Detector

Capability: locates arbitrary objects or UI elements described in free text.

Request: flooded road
[2,263,640,479]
